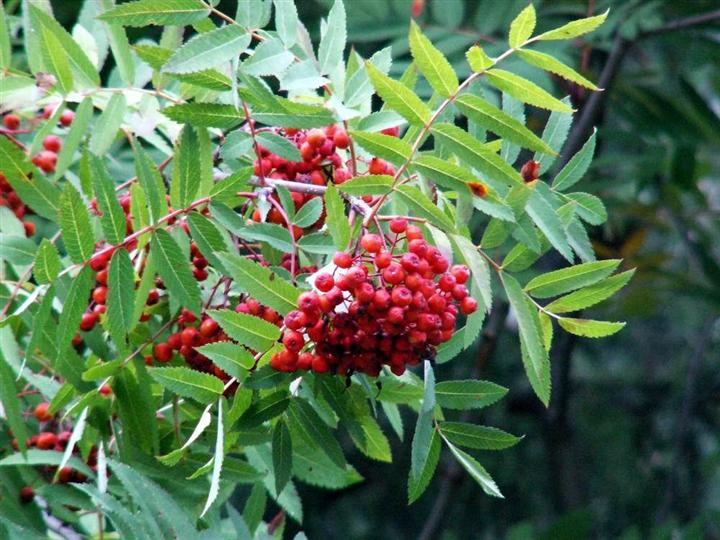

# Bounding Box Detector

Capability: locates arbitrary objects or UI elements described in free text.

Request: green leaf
[395,185,456,232]
[366,61,431,127]
[517,49,599,90]
[526,259,620,298]
[148,366,224,402]
[133,145,169,224]
[238,222,294,252]
[210,167,253,199]
[501,273,550,406]
[435,380,508,410]
[36,18,73,93]
[252,99,335,129]
[255,131,302,162]
[89,93,126,156]
[98,0,210,26]
[237,391,290,428]
[106,249,135,350]
[409,362,436,502]
[201,399,225,517]
[56,266,94,358]
[274,0,298,47]
[431,123,522,187]
[29,5,99,88]
[163,24,249,74]
[552,131,596,190]
[195,342,254,379]
[558,318,626,338]
[324,184,350,250]
[113,361,159,455]
[441,422,521,450]
[286,399,346,468]
[187,212,230,270]
[444,439,503,497]
[349,130,413,166]
[242,38,294,76]
[545,269,634,314]
[101,0,135,86]
[0,449,93,477]
[162,103,243,129]
[33,239,61,284]
[90,155,127,245]
[293,197,323,228]
[209,310,281,352]
[466,44,493,72]
[0,234,36,265]
[486,69,574,112]
[526,190,574,263]
[54,97,93,180]
[337,174,394,196]
[455,94,555,155]
[170,125,201,207]
[272,419,292,495]
[0,349,28,454]
[413,154,477,192]
[566,192,607,225]
[0,137,60,219]
[508,4,536,48]
[298,232,336,254]
[451,234,491,310]
[318,0,346,75]
[408,20,458,97]
[0,2,10,69]
[537,10,609,41]
[150,229,202,315]
[216,252,300,315]
[58,184,94,264]
[408,430,440,503]
[534,99,573,174]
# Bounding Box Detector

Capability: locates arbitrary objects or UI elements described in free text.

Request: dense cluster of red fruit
[271,220,478,376]
[14,402,103,504]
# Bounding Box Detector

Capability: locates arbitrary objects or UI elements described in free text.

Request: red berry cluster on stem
[271,220,477,376]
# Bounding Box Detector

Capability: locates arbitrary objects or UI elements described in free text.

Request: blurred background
[44,0,720,538]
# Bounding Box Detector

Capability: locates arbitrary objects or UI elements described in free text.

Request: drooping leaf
[148,366,224,402]
[201,399,225,517]
[255,131,302,162]
[408,20,458,97]
[98,0,210,27]
[54,97,93,180]
[526,190,574,263]
[525,259,621,298]
[171,125,201,207]
[0,349,28,454]
[566,192,607,225]
[545,269,635,314]
[441,422,521,450]
[293,197,323,228]
[195,342,255,379]
[286,399,346,468]
[242,38,294,76]
[58,184,94,264]
[466,44,493,72]
[56,266,95,360]
[133,145,169,224]
[274,0,299,47]
[272,419,293,495]
[534,98,573,174]
[163,24,249,74]
[444,439,503,497]
[557,318,626,338]
[0,234,36,265]
[486,69,574,112]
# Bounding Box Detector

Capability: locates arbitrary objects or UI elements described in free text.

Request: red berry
[383,263,406,285]
[333,251,353,268]
[154,342,173,363]
[193,267,208,281]
[406,225,424,241]
[99,384,112,396]
[452,284,469,301]
[285,310,307,330]
[460,296,478,315]
[43,135,62,152]
[19,486,34,504]
[60,110,75,127]
[450,264,470,284]
[34,402,52,422]
[315,273,334,292]
[368,157,386,175]
[298,292,320,313]
[391,286,412,307]
[199,318,219,337]
[23,221,36,237]
[438,273,456,292]
[520,159,540,183]
[92,286,108,305]
[167,333,182,350]
[374,250,392,269]
[312,355,330,373]
[298,352,314,370]
[80,312,98,331]
[360,233,382,253]
[36,432,57,450]
[306,129,326,147]
[32,150,57,173]
[282,330,304,352]
[89,251,111,272]
[181,327,201,347]
[333,129,349,149]
[389,218,408,234]
[3,114,20,130]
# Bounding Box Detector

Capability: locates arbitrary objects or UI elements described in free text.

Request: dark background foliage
[41,0,720,537]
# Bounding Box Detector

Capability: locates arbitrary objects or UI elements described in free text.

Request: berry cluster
[271,220,478,376]
[0,172,34,237]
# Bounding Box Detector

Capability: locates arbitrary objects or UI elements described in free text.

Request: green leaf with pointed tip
[0,234,36,265]
[253,131,301,162]
[534,99,573,174]
[441,422,521,450]
[195,342,254,379]
[272,420,293,495]
[526,190,574,263]
[89,93,126,156]
[58,184,94,264]
[106,248,135,350]
[287,399,346,468]
[55,97,93,180]
[0,2,9,69]
[36,19,73,93]
[486,69,574,112]
[242,38,294,76]
[466,44,493,72]
[455,94,555,155]
[274,0,298,47]
[508,4,536,48]
[34,239,61,284]
[162,103,243,129]
[526,259,620,298]
[324,184,350,250]
[148,366,224,402]
[318,0,346,75]
[413,154,477,192]
[209,310,281,352]
[366,61,431,127]
[444,438,503,497]
[237,222,294,252]
[337,174,394,196]
[546,269,634,314]
[395,185,456,232]
[98,0,210,27]
[408,429,440,503]
[293,197,323,228]
[553,131,596,190]
[56,266,94,360]
[133,145,169,224]
[187,211,230,270]
[90,155,126,245]
[502,273,550,405]
[238,391,290,428]
[409,20,458,97]
[451,234,491,310]
[170,125,201,208]
[567,192,607,225]
[435,380,508,409]
[517,49,599,90]
[252,100,335,129]
[431,123,522,187]
[350,130,413,166]
[558,317,626,338]
[537,10,609,41]
[163,24,249,74]
[0,348,28,454]
[150,229,202,315]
